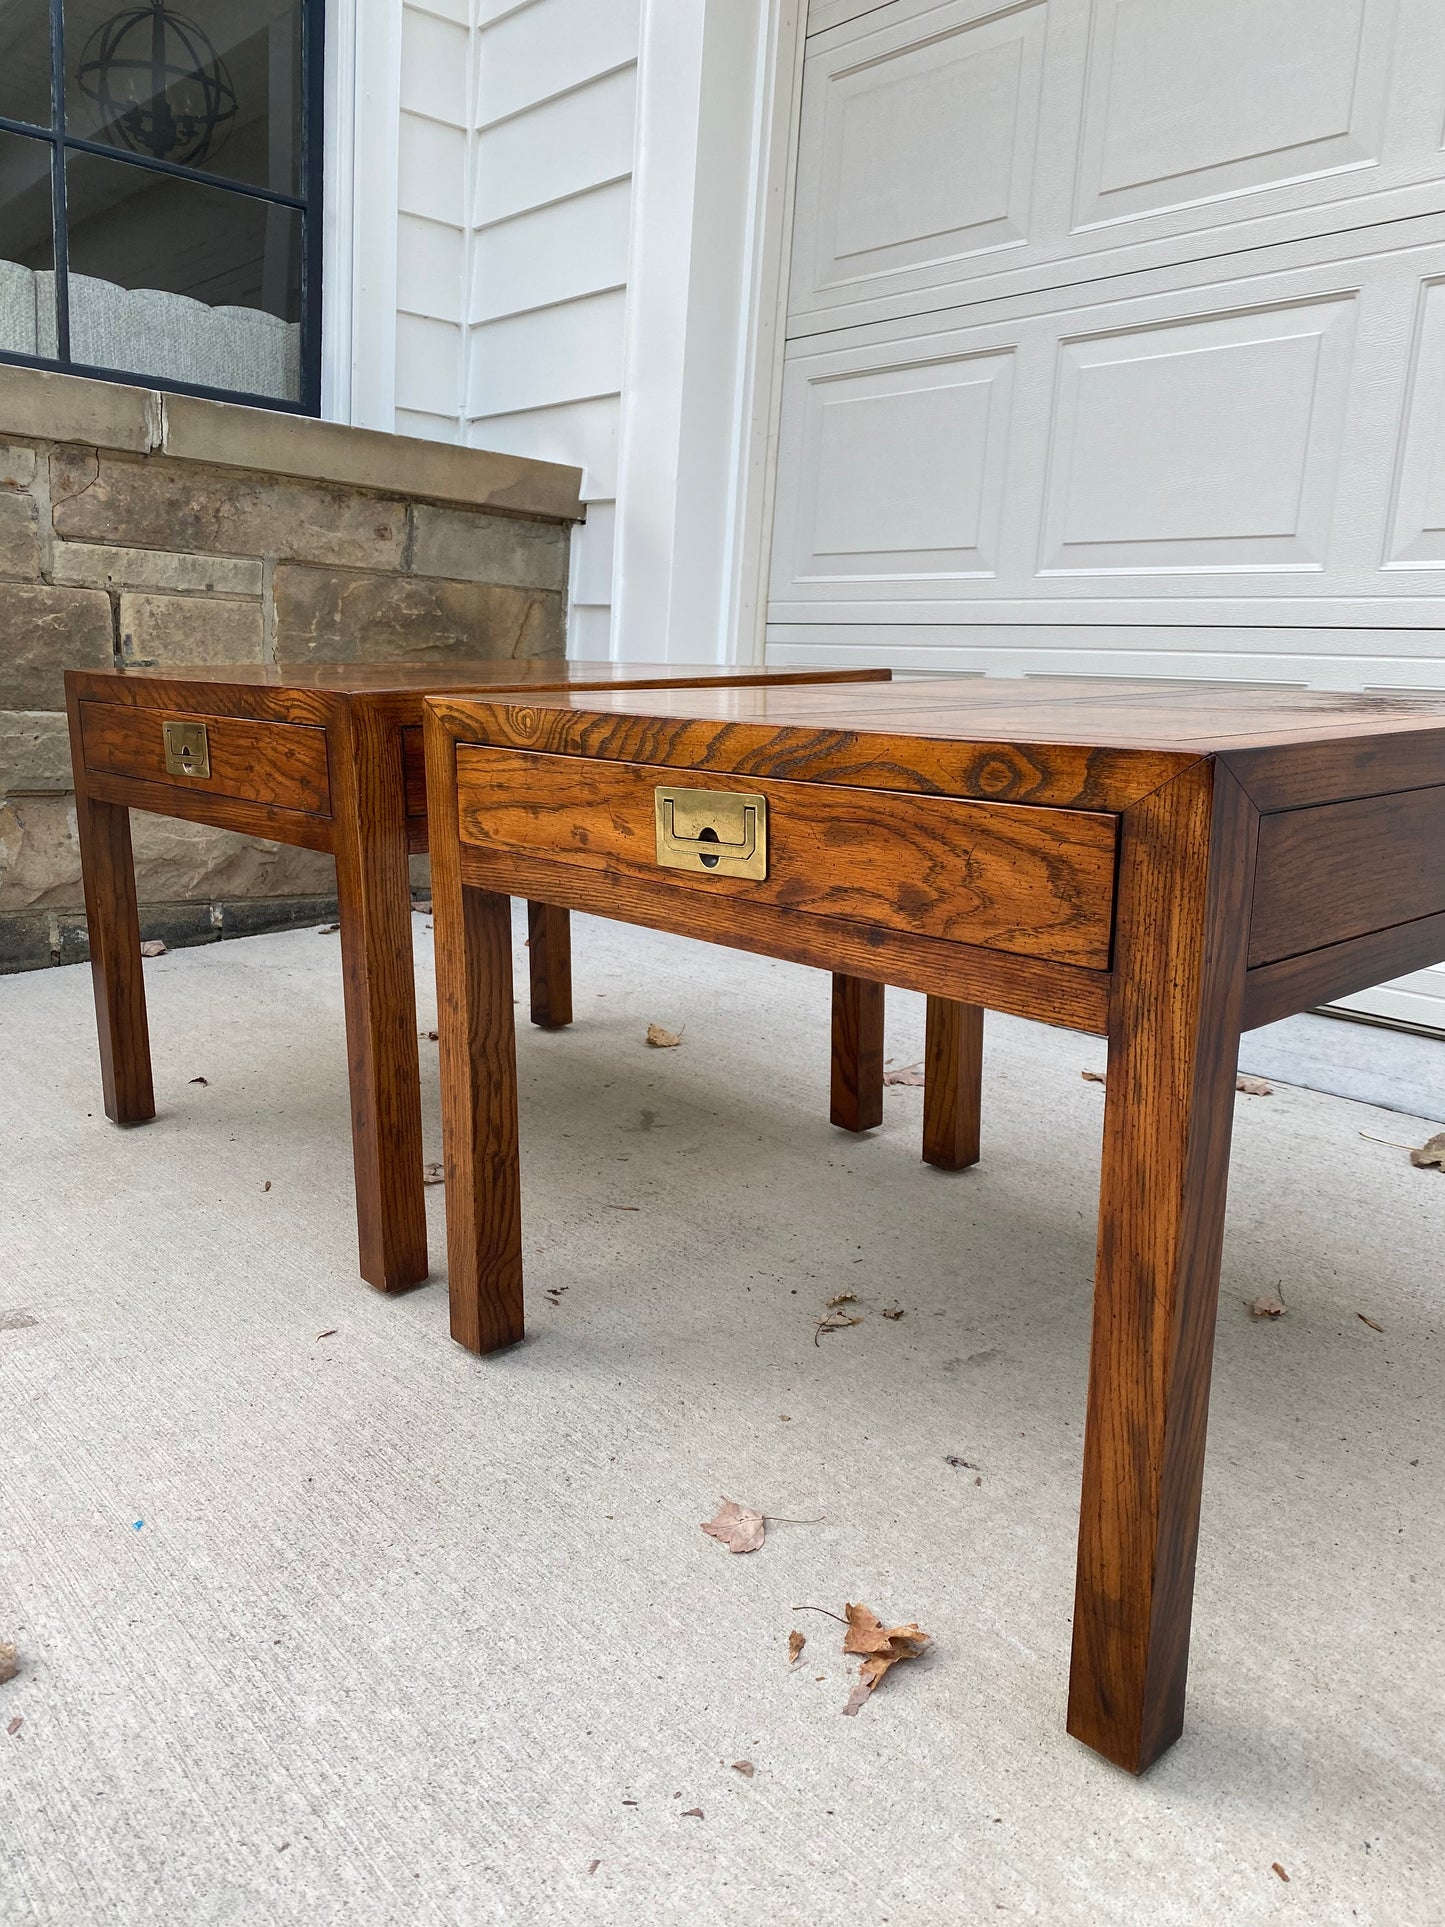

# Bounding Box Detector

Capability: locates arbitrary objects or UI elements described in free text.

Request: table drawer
[455,745,1117,968]
[80,702,331,815]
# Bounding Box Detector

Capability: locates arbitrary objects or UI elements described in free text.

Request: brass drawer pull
[654,785,768,879]
[162,720,211,778]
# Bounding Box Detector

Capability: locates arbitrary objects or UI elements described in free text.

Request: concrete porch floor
[2,913,1443,1926]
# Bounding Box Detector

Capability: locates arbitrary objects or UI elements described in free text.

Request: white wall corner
[611,0,789,663]
[323,0,404,429]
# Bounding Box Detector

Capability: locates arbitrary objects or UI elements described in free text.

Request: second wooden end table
[64,659,894,1292]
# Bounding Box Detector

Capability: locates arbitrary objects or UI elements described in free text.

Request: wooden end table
[63,660,900,1293]
[422,675,1445,1772]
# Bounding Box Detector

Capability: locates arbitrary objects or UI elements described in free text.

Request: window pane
[0,127,56,360]
[65,0,302,196]
[0,0,55,130]
[66,147,300,400]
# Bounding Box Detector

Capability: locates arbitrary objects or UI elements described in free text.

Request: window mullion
[49,0,69,362]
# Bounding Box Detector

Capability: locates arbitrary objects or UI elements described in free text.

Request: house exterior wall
[0,365,577,972]
[372,0,640,658]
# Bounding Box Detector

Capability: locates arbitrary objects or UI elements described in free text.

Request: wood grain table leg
[922,997,982,1170]
[830,973,884,1132]
[426,712,525,1355]
[72,778,155,1125]
[331,705,429,1293]
[527,900,573,1028]
[1067,764,1257,1773]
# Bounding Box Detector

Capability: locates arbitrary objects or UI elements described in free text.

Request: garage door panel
[1041,296,1357,573]
[1386,276,1445,565]
[771,233,1441,616]
[777,346,1015,584]
[793,0,1445,333]
[1075,0,1393,229]
[793,0,1048,301]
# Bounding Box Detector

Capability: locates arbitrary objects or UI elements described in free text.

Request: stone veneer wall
[0,366,583,971]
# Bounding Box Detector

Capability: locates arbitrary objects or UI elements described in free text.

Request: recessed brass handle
[162,720,210,779]
[654,785,768,880]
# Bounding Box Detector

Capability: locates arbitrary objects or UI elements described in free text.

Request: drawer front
[455,745,1117,968]
[80,702,331,815]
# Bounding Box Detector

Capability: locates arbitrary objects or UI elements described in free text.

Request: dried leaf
[423,1162,445,1186]
[881,1307,905,1321]
[730,1761,754,1778]
[0,1640,16,1685]
[840,1602,932,1716]
[788,1631,805,1666]
[646,1024,682,1048]
[318,924,339,935]
[6,1715,20,1736]
[316,1329,338,1341]
[1081,1069,1106,1084]
[1409,1132,1445,1171]
[420,1030,439,1042]
[1272,1864,1289,1883]
[1357,1313,1385,1333]
[883,1063,925,1087]
[825,1292,857,1309]
[139,940,167,957]
[701,1497,765,1554]
[263,1181,271,1193]
[1236,1075,1274,1096]
[1247,1292,1287,1320]
[188,1075,208,1086]
[814,1310,863,1344]
[587,1860,600,1876]
[412,900,433,916]
[681,1809,704,1819]
[944,1456,979,1470]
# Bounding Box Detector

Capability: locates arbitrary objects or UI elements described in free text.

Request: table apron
[82,769,336,854]
[455,844,1112,1034]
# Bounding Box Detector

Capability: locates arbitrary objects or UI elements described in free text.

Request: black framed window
[0,0,323,412]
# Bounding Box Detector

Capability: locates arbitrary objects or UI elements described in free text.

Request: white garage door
[766,0,1445,1031]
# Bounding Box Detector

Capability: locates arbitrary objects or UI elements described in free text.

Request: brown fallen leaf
[730,1761,754,1778]
[1409,1132,1445,1171]
[587,1860,600,1876]
[0,1640,16,1685]
[139,940,167,958]
[701,1498,766,1554]
[841,1601,932,1716]
[263,1180,272,1193]
[1236,1075,1274,1096]
[814,1310,863,1344]
[412,900,433,916]
[423,1162,445,1185]
[825,1292,858,1309]
[419,1029,438,1042]
[881,1307,905,1321]
[1081,1069,1106,1084]
[1357,1313,1385,1333]
[883,1062,925,1087]
[788,1631,806,1666]
[318,924,340,935]
[646,1023,682,1048]
[6,1715,21,1736]
[681,1809,704,1820]
[1247,1291,1287,1320]
[944,1456,979,1470]
[1272,1863,1289,1883]
[188,1076,208,1086]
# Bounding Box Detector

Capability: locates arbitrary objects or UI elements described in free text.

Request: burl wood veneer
[64,659,899,1294]
[422,674,1445,1776]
